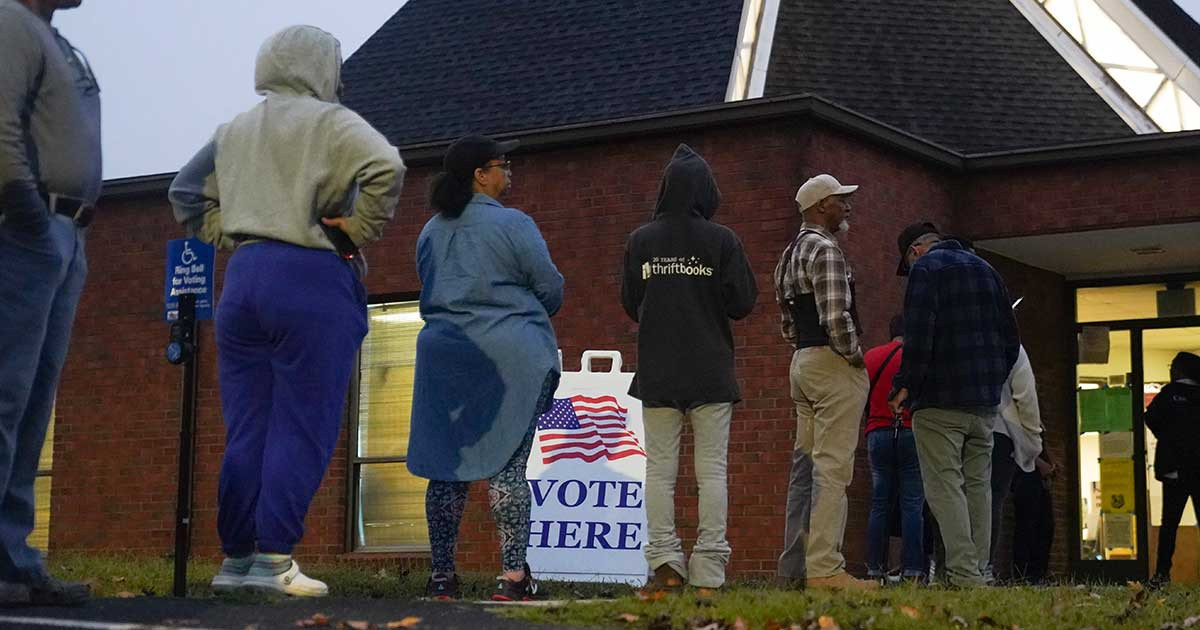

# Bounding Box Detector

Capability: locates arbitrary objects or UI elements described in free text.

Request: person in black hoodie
[1146,351,1200,587]
[621,144,757,593]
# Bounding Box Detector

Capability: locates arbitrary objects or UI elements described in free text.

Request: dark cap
[1172,351,1200,381]
[443,134,519,178]
[896,221,940,276]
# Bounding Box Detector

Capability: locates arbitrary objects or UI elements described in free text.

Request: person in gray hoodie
[0,0,98,607]
[168,25,405,597]
[620,144,757,593]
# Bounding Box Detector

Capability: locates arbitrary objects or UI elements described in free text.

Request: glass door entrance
[1073,279,1200,583]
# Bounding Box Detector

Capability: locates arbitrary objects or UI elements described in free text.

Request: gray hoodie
[169,25,404,254]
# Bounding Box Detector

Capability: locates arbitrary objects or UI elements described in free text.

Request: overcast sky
[54,1,406,180]
[50,0,1200,181]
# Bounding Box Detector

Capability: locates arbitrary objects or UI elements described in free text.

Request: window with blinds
[350,301,430,551]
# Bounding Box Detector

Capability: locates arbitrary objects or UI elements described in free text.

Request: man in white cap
[773,174,875,590]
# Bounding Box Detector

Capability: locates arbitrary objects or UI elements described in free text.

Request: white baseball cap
[795,174,859,211]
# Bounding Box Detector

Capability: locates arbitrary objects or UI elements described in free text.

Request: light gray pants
[642,402,733,588]
[913,406,996,587]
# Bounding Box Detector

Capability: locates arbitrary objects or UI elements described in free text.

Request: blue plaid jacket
[895,240,1019,411]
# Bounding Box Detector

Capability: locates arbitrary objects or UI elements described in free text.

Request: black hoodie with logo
[620,144,758,405]
[1146,380,1200,482]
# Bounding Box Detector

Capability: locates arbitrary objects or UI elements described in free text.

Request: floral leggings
[426,374,555,574]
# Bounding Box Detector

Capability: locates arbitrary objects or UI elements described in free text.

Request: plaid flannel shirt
[773,223,862,362]
[895,239,1020,410]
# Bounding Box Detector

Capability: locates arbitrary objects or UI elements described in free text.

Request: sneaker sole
[210,576,245,592]
[241,578,327,597]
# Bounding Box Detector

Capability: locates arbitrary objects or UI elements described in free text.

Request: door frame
[1067,272,1200,583]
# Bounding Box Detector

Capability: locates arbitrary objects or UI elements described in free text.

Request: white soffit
[977,222,1200,279]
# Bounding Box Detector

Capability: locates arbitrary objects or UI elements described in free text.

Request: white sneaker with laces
[242,557,328,597]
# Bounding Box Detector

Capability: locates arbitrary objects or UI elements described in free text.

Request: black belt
[40,192,95,228]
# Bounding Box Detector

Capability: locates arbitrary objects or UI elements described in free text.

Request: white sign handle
[580,350,623,373]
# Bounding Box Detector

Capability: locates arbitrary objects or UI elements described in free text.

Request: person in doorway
[775,174,876,590]
[621,144,757,594]
[1145,351,1200,588]
[408,134,563,602]
[1010,449,1056,583]
[168,25,406,597]
[0,0,100,606]
[863,315,925,583]
[889,222,1019,588]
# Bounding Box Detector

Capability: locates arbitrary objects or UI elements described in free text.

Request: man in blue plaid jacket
[889,222,1019,588]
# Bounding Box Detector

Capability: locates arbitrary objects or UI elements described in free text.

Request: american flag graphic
[536,395,646,464]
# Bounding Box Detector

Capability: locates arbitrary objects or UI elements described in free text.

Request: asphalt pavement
[0,596,599,630]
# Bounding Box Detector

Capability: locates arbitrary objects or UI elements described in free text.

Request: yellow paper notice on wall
[1100,458,1135,514]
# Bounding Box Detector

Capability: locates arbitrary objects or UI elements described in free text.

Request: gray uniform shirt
[0,0,101,222]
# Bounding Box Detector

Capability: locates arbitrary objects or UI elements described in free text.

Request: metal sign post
[167,293,199,597]
[163,237,214,598]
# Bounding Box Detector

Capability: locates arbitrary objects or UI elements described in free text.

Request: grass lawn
[500,580,1200,630]
[46,553,1200,629]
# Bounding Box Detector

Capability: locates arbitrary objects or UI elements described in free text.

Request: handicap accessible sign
[164,238,215,321]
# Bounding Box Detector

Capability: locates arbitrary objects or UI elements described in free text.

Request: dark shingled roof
[341,0,745,146]
[1131,0,1200,67]
[762,0,1137,152]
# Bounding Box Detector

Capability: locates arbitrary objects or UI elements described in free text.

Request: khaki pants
[777,346,868,579]
[643,403,733,588]
[913,406,995,587]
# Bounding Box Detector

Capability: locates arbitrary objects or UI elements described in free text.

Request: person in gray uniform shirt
[0,0,99,607]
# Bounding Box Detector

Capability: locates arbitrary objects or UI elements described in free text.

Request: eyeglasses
[481,160,512,173]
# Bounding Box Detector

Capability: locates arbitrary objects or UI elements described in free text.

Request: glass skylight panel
[1108,67,1168,106]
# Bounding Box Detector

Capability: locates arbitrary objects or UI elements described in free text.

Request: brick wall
[963,152,1200,240]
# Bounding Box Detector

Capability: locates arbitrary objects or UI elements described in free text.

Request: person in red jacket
[863,315,925,581]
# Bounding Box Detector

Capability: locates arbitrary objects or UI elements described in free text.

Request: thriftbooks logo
[642,256,713,280]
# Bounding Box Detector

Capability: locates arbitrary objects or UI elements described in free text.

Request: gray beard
[837,219,850,234]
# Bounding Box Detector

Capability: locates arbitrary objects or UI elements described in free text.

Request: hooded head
[652,144,720,219]
[254,25,343,102]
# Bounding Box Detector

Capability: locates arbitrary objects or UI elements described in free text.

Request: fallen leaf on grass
[817,615,840,630]
[295,613,330,627]
[637,589,668,602]
[898,606,920,620]
[615,613,639,623]
[733,618,748,630]
[109,576,126,583]
[978,613,1001,627]
[1185,616,1200,628]
[385,618,421,629]
[115,591,137,598]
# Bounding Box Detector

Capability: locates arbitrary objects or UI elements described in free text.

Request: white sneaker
[242,557,328,597]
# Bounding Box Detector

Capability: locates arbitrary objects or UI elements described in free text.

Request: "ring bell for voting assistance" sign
[526,351,648,585]
[164,237,215,321]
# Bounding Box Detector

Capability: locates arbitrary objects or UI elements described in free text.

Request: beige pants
[643,403,733,588]
[777,346,868,579]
